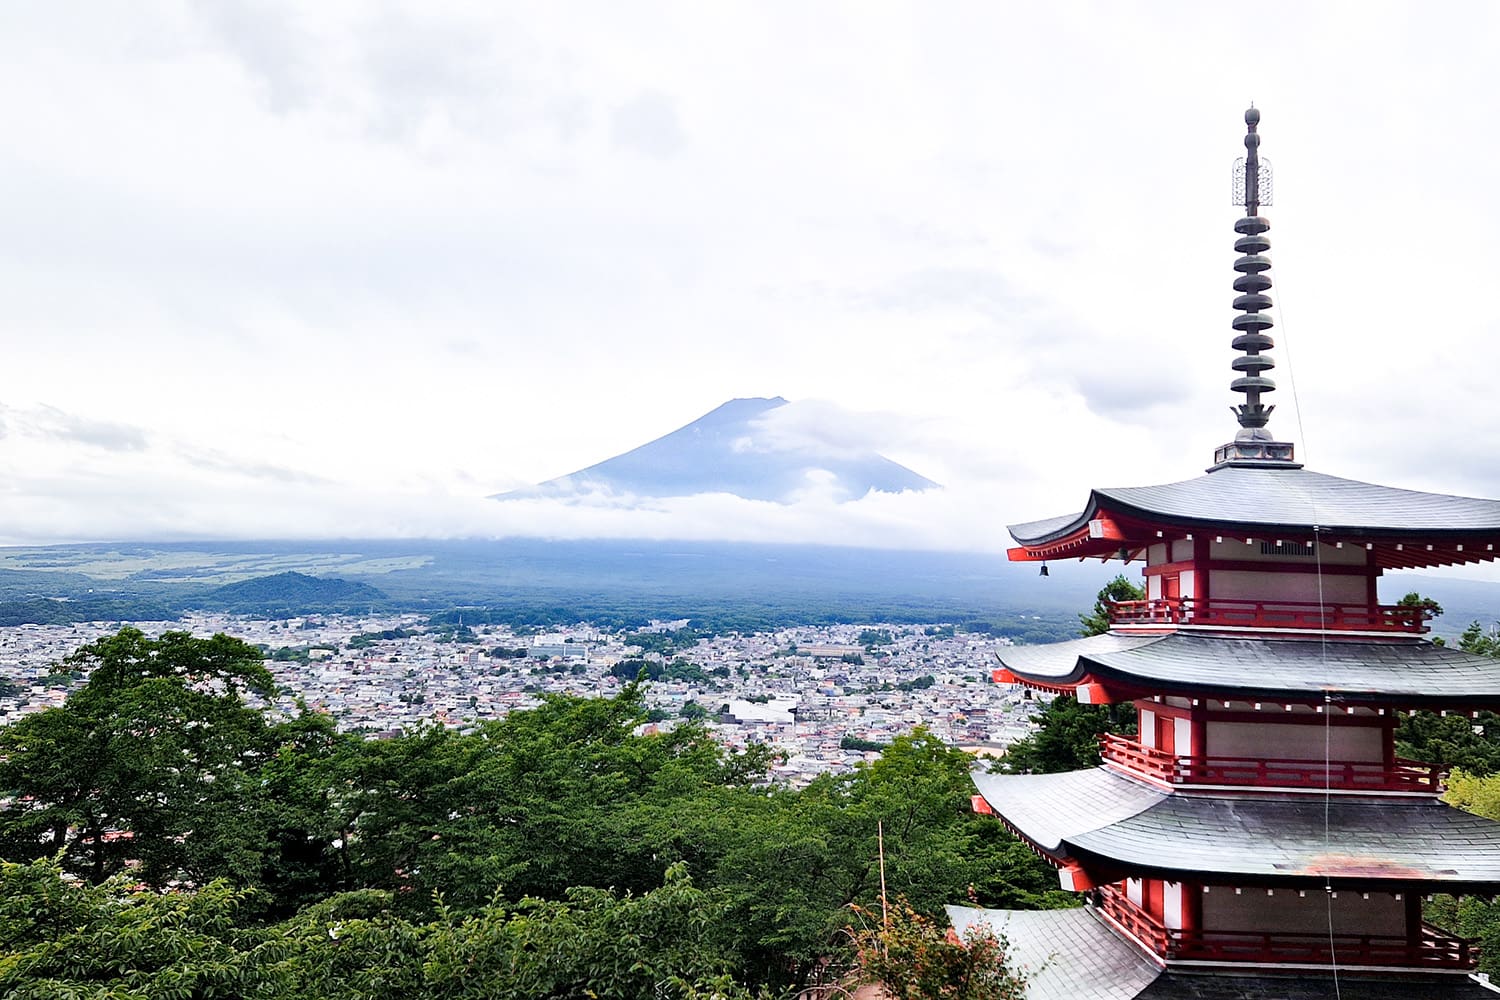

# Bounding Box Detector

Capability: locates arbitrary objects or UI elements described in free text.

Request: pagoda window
[1199,887,1405,939]
[1138,708,1156,748]
[1204,718,1384,764]
[1104,701,1433,791]
[1207,538,1368,567]
[1162,881,1186,931]
[1209,568,1365,606]
[1197,537,1376,618]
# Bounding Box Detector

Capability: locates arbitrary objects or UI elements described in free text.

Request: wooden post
[878,819,889,945]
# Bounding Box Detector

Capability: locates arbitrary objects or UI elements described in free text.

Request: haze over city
[4,3,1499,558]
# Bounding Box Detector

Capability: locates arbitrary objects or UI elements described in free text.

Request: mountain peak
[496,397,936,504]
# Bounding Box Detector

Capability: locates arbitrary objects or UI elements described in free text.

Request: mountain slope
[205,571,387,614]
[497,397,938,504]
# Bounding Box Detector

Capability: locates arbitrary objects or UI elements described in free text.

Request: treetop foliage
[0,628,1069,997]
[1078,574,1144,637]
[1397,607,1500,776]
[850,897,1027,1000]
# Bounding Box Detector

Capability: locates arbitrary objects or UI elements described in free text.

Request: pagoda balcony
[1099,733,1447,793]
[1107,598,1429,634]
[1096,885,1478,971]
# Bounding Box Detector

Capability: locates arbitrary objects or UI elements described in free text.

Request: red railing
[1097,886,1477,970]
[1097,884,1170,952]
[1108,598,1429,634]
[1099,732,1179,783]
[1099,733,1446,793]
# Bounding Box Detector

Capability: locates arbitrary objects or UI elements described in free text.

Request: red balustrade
[1097,885,1477,970]
[1096,884,1170,952]
[1098,734,1446,793]
[1108,597,1428,633]
[1098,732,1178,783]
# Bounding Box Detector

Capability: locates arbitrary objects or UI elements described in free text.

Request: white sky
[4,2,1500,558]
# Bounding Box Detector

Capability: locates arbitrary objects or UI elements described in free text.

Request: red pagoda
[954,110,1500,1000]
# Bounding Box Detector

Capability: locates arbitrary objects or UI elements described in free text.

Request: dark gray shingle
[997,632,1500,705]
[1010,465,1500,544]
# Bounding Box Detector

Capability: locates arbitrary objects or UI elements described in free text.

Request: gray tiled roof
[1009,465,1500,544]
[944,905,1500,999]
[945,905,1162,1000]
[971,767,1164,852]
[997,632,1500,705]
[1137,970,1500,998]
[1071,792,1500,885]
[974,768,1500,886]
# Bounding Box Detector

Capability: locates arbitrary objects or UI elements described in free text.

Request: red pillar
[1194,536,1212,605]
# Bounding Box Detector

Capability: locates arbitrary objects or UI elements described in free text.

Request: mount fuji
[495,397,938,504]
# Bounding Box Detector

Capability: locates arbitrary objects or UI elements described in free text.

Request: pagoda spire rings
[1212,107,1298,470]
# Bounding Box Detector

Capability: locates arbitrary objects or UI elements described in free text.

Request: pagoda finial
[1212,107,1299,470]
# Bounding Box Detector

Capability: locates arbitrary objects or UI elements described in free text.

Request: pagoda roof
[975,767,1500,889]
[972,766,1164,852]
[995,632,1500,707]
[1137,972,1499,999]
[945,905,1161,1000]
[1008,466,1500,569]
[946,905,1496,999]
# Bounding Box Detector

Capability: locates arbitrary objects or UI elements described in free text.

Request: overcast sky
[4,2,1500,559]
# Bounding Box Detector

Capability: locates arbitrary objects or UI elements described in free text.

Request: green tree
[0,632,1084,996]
[1457,619,1500,658]
[0,856,764,1000]
[1397,590,1445,620]
[0,628,275,886]
[1397,617,1500,775]
[0,856,263,1000]
[999,695,1135,774]
[1420,771,1500,976]
[701,729,1068,990]
[251,709,369,914]
[1078,574,1145,636]
[850,897,1027,1000]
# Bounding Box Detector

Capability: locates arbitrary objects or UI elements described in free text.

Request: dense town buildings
[0,613,1043,782]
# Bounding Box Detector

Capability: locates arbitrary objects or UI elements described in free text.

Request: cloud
[175,444,329,486]
[748,399,924,462]
[610,91,687,158]
[195,0,318,114]
[5,404,149,452]
[853,266,1032,318]
[5,3,1500,585]
[0,463,1010,553]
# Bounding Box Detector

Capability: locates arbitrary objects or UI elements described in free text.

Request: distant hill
[0,539,1110,639]
[204,572,387,615]
[495,397,938,503]
[8,539,1499,644]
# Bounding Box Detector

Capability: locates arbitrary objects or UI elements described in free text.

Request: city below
[0,614,1044,783]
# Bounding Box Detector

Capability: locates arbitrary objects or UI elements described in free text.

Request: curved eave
[1068,793,1500,890]
[993,633,1500,709]
[946,907,1164,1000]
[973,768,1500,892]
[1094,494,1500,572]
[1065,842,1500,896]
[1008,468,1500,570]
[1006,498,1110,560]
[971,768,1166,855]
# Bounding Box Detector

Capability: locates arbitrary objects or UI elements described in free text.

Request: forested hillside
[0,629,1067,997]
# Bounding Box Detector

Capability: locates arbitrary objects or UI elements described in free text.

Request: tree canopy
[0,627,1067,997]
[1078,573,1145,637]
